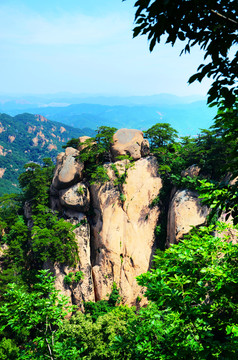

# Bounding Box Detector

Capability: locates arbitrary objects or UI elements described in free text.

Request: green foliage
[59,306,136,360]
[90,165,110,184]
[30,211,79,267]
[108,282,121,306]
[130,0,237,225]
[0,193,22,235]
[170,174,201,191]
[198,178,238,225]
[0,269,74,359]
[84,282,121,322]
[19,157,54,209]
[212,101,238,178]
[0,337,19,360]
[62,138,80,150]
[131,0,237,109]
[0,159,79,290]
[111,155,134,186]
[110,155,135,204]
[84,300,113,322]
[201,101,238,224]
[144,123,178,149]
[116,222,238,359]
[64,271,84,286]
[78,126,117,184]
[149,177,173,250]
[144,123,186,177]
[95,126,118,153]
[77,185,85,195]
[119,193,126,203]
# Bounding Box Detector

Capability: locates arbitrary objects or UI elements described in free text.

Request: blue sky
[0,0,212,97]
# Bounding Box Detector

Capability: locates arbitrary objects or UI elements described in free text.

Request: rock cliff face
[90,156,162,305]
[49,128,211,306]
[166,189,210,247]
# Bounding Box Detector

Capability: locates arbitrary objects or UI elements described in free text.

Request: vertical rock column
[90,156,162,306]
[49,147,95,307]
[166,189,210,247]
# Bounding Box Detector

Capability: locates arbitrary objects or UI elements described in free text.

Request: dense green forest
[0,0,237,358]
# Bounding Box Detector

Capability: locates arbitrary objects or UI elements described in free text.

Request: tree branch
[211,9,238,26]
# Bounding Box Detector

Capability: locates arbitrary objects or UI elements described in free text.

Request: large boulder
[166,189,210,246]
[59,182,90,212]
[90,156,162,306]
[111,128,150,161]
[78,136,92,151]
[52,147,84,190]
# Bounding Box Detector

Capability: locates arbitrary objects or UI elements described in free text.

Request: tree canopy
[129,0,238,223]
[130,0,238,108]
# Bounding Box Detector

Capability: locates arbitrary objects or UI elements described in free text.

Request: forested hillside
[0,113,94,195]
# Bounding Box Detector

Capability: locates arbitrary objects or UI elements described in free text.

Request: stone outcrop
[0,168,6,178]
[49,131,163,306]
[90,156,162,305]
[59,183,90,212]
[181,164,201,178]
[111,128,150,161]
[78,136,92,151]
[52,147,84,190]
[48,146,95,306]
[48,129,236,308]
[166,189,210,247]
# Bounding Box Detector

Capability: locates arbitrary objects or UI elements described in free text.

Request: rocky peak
[48,129,212,306]
[111,128,150,161]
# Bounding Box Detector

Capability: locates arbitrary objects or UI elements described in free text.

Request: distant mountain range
[0,93,217,136]
[0,93,218,195]
[0,113,94,195]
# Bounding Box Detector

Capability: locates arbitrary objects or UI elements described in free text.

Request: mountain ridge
[0,112,94,195]
[0,93,216,136]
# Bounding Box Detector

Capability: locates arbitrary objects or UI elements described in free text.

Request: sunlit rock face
[111,128,150,161]
[49,146,94,308]
[166,189,210,247]
[52,147,84,190]
[90,156,162,306]
[49,129,224,308]
[48,130,164,306]
[59,183,90,212]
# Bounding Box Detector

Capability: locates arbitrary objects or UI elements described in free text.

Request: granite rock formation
[52,147,84,190]
[166,189,210,247]
[90,156,162,305]
[49,130,163,306]
[111,128,150,161]
[48,128,220,307]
